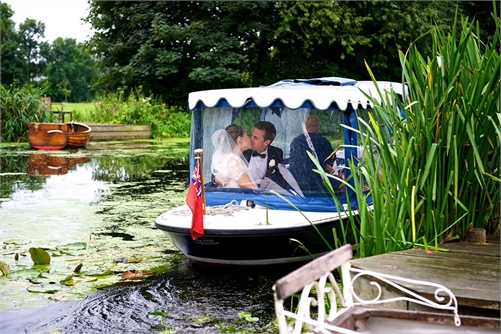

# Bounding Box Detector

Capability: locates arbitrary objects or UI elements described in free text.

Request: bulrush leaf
[29,247,51,265]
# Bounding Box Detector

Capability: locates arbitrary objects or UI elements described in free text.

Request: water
[0,140,294,333]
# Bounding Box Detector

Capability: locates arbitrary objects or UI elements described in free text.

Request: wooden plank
[487,233,500,245]
[87,124,152,140]
[351,254,499,303]
[273,244,352,300]
[350,242,500,311]
[398,247,500,265]
[441,241,500,257]
[90,131,152,139]
[88,124,151,132]
[351,252,499,286]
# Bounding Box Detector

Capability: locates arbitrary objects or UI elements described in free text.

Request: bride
[211,125,257,188]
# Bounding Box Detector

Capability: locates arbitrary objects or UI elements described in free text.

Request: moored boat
[27,122,68,150]
[154,77,406,266]
[27,122,91,150]
[65,122,92,148]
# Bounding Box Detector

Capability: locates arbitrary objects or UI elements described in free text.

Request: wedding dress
[211,129,254,188]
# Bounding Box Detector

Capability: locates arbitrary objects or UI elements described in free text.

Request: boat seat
[273,244,462,334]
[28,122,69,133]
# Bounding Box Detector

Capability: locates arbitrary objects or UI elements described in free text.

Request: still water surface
[0,140,293,333]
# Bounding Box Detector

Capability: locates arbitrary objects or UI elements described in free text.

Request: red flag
[186,159,204,240]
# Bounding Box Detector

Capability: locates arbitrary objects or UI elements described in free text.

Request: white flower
[269,159,276,168]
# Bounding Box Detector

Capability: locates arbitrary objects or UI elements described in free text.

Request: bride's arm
[237,173,256,188]
[227,153,256,188]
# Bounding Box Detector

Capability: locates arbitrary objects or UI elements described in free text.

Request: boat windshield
[188,105,370,212]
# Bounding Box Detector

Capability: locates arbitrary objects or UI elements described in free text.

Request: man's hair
[304,115,320,133]
[254,121,276,143]
[225,124,244,141]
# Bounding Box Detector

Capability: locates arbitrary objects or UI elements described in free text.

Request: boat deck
[349,234,500,318]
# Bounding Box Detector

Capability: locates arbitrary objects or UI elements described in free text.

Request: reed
[343,13,500,257]
[0,84,56,142]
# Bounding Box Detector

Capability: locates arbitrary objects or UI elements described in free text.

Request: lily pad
[87,268,115,277]
[29,248,51,265]
[57,242,87,251]
[27,284,61,294]
[8,268,42,280]
[60,275,76,286]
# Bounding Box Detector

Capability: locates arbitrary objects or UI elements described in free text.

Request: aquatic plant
[344,12,500,257]
[0,84,57,142]
[276,12,500,261]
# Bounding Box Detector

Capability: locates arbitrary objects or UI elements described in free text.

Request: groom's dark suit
[243,146,294,192]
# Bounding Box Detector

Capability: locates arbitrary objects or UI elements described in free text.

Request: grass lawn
[51,102,95,122]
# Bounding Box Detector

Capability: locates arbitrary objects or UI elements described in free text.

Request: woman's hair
[225,124,245,141]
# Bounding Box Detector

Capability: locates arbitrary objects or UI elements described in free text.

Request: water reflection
[0,140,292,333]
[28,155,91,176]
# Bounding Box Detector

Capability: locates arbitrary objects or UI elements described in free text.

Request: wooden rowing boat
[27,122,91,150]
[27,123,68,150]
[65,122,92,148]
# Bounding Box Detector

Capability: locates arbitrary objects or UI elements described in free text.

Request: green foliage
[17,18,47,83]
[84,0,497,102]
[89,87,190,138]
[86,1,277,105]
[346,14,500,257]
[41,37,97,102]
[0,16,48,86]
[0,84,57,142]
[1,3,96,102]
[0,2,23,85]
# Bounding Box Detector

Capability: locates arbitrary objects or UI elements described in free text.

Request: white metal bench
[273,244,464,334]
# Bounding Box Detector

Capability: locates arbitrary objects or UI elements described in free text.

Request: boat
[155,77,406,266]
[65,122,92,148]
[27,122,68,150]
[27,122,91,150]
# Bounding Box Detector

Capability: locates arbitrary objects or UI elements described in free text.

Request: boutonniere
[268,159,276,175]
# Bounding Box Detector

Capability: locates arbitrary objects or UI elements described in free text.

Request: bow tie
[252,151,266,158]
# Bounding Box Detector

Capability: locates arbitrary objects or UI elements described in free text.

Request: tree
[85,1,499,105]
[270,1,460,81]
[0,2,23,85]
[42,37,96,102]
[18,18,47,83]
[86,1,278,105]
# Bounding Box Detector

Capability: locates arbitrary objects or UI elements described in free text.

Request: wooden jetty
[87,124,152,140]
[349,233,500,318]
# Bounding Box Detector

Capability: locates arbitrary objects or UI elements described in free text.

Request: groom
[244,121,293,192]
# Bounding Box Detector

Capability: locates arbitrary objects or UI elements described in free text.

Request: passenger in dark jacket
[289,115,335,191]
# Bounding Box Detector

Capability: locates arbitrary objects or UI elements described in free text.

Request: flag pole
[194,148,206,214]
